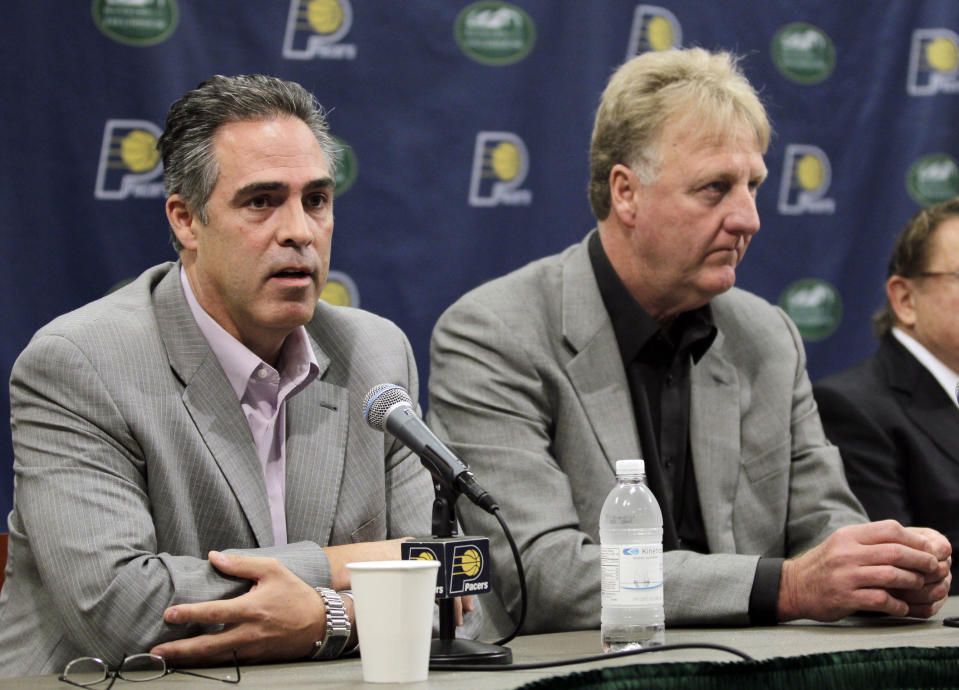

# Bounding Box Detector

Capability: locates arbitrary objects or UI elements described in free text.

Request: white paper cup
[346,560,440,683]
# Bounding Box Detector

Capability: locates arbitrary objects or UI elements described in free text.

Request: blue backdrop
[3,0,959,524]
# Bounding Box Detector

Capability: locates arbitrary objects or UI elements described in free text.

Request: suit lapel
[154,264,274,547]
[562,236,641,468]
[284,338,348,545]
[883,337,959,462]
[689,328,741,553]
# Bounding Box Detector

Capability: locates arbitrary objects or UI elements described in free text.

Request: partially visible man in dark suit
[815,198,959,591]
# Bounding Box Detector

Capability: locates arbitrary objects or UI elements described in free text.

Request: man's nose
[727,187,761,236]
[277,203,313,246]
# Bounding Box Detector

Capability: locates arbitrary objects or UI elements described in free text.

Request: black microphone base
[429,638,512,666]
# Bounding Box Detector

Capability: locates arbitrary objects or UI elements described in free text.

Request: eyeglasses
[58,650,240,688]
[916,271,959,281]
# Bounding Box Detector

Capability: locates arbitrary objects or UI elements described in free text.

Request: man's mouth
[270,267,315,284]
[272,268,313,279]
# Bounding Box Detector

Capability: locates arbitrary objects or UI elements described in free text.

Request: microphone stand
[428,478,512,666]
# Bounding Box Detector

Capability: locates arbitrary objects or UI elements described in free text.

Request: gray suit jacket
[428,233,867,633]
[0,262,435,677]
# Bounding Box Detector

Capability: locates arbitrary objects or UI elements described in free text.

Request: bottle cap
[615,459,645,475]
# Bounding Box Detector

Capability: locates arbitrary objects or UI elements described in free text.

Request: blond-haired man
[429,48,951,633]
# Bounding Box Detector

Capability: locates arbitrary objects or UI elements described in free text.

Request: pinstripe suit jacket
[0,262,434,677]
[428,233,867,634]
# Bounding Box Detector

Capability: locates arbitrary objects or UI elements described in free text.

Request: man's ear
[887,274,918,328]
[608,164,639,227]
[166,194,200,251]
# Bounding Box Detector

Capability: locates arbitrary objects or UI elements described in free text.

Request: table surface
[6,597,959,689]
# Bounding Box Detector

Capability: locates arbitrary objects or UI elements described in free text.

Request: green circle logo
[906,153,959,206]
[332,136,358,196]
[454,1,536,66]
[92,0,178,46]
[778,279,842,341]
[771,22,835,85]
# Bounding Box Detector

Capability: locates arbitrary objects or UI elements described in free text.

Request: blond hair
[588,48,770,220]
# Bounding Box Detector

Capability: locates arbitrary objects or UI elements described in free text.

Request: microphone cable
[429,641,753,671]
[488,505,526,647]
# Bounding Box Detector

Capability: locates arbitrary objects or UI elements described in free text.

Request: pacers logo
[319,270,360,307]
[626,5,682,58]
[777,144,835,215]
[283,0,356,60]
[778,279,842,341]
[907,29,959,96]
[468,132,532,207]
[906,153,959,206]
[94,119,165,200]
[449,545,489,595]
[771,22,835,85]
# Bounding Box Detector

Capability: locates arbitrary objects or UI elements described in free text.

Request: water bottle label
[600,543,663,607]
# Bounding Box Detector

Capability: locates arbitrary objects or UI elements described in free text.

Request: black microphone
[363,384,498,514]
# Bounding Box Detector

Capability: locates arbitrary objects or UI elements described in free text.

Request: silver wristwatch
[311,587,352,659]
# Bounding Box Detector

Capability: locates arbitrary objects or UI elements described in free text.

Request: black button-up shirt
[588,231,781,624]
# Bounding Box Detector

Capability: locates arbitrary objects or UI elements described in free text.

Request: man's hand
[151,551,326,666]
[777,520,951,622]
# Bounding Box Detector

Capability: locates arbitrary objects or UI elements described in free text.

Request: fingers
[453,596,463,626]
[164,597,248,626]
[151,630,246,666]
[905,527,953,561]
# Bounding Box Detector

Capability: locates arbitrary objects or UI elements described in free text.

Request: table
[5,598,959,689]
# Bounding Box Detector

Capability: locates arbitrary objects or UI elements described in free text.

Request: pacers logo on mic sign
[282,0,356,60]
[907,29,959,96]
[403,537,491,597]
[94,119,165,200]
[625,5,682,58]
[468,132,532,207]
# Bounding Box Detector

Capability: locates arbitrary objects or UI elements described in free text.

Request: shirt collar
[180,267,319,400]
[892,327,959,409]
[587,231,716,365]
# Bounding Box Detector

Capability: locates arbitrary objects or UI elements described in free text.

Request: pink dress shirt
[181,268,318,545]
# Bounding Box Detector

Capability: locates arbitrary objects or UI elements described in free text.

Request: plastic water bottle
[600,458,664,651]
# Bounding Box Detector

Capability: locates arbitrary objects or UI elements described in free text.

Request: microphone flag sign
[402,536,491,598]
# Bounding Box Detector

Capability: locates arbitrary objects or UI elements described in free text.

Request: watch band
[311,587,351,659]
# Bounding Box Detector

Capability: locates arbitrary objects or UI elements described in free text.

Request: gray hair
[588,48,770,221]
[157,74,339,250]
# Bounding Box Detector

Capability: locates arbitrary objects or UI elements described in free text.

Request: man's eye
[704,181,729,194]
[248,196,270,209]
[306,193,328,208]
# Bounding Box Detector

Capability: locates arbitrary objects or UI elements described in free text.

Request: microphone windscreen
[364,383,413,431]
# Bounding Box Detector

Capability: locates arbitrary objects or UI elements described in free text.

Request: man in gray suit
[429,48,951,634]
[0,75,437,676]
